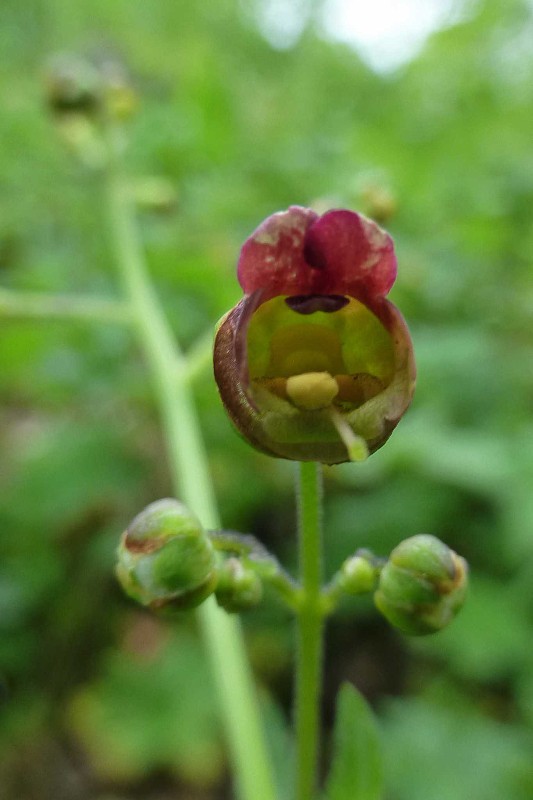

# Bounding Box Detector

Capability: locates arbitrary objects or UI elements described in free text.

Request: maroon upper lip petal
[237,206,318,297]
[303,210,397,298]
[237,206,397,302]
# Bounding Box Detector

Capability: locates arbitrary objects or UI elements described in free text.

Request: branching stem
[103,122,277,800]
[0,288,132,324]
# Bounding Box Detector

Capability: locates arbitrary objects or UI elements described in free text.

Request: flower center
[286,372,339,410]
[247,295,395,411]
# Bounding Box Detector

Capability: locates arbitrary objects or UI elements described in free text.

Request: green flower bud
[374,534,468,636]
[116,499,218,612]
[359,180,397,224]
[44,52,138,122]
[44,54,102,117]
[339,549,380,595]
[133,177,178,214]
[98,56,138,120]
[215,557,263,613]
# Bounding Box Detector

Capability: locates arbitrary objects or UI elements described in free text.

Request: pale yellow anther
[286,372,339,410]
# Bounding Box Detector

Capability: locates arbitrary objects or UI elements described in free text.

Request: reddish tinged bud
[116,499,218,612]
[374,534,468,636]
[214,207,415,464]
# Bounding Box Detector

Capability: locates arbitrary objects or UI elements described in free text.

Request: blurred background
[1,0,533,797]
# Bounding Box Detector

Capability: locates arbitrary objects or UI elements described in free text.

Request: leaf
[261,694,295,800]
[66,626,224,787]
[325,683,383,800]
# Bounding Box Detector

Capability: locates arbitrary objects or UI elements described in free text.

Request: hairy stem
[295,461,325,800]
[103,123,276,800]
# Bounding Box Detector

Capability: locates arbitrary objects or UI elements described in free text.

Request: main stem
[295,461,325,800]
[104,125,276,800]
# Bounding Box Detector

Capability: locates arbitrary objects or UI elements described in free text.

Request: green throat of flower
[246,295,395,460]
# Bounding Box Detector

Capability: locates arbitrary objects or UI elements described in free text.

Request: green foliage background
[1,0,533,797]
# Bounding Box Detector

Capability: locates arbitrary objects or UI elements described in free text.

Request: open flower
[214,206,415,465]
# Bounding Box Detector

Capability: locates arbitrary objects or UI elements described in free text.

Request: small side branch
[0,288,133,325]
[210,529,300,608]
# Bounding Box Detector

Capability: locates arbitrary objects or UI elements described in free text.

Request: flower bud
[133,177,178,214]
[338,549,380,595]
[374,534,468,635]
[116,499,218,612]
[359,181,397,224]
[44,52,138,123]
[98,56,138,120]
[215,557,263,613]
[44,54,102,117]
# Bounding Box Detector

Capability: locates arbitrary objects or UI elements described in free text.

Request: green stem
[103,124,276,800]
[295,461,325,800]
[0,288,132,324]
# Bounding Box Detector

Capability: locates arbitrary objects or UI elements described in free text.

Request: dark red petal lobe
[237,206,319,297]
[304,210,397,298]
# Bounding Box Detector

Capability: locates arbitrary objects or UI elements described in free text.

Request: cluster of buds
[116,500,266,614]
[325,537,467,635]
[43,52,138,168]
[44,52,137,122]
[117,501,468,636]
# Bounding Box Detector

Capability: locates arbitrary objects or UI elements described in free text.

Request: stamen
[329,407,369,462]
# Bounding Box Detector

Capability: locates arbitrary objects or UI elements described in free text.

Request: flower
[214,206,415,464]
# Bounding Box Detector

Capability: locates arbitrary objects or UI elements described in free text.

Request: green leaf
[261,694,295,800]
[325,682,383,800]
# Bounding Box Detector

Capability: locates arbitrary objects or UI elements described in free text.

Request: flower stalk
[295,461,325,800]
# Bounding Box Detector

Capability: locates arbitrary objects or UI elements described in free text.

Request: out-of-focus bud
[374,534,468,636]
[44,52,138,124]
[132,177,179,214]
[116,498,218,612]
[338,549,380,595]
[358,181,397,224]
[98,55,138,120]
[215,557,263,613]
[44,54,102,117]
[52,115,106,168]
